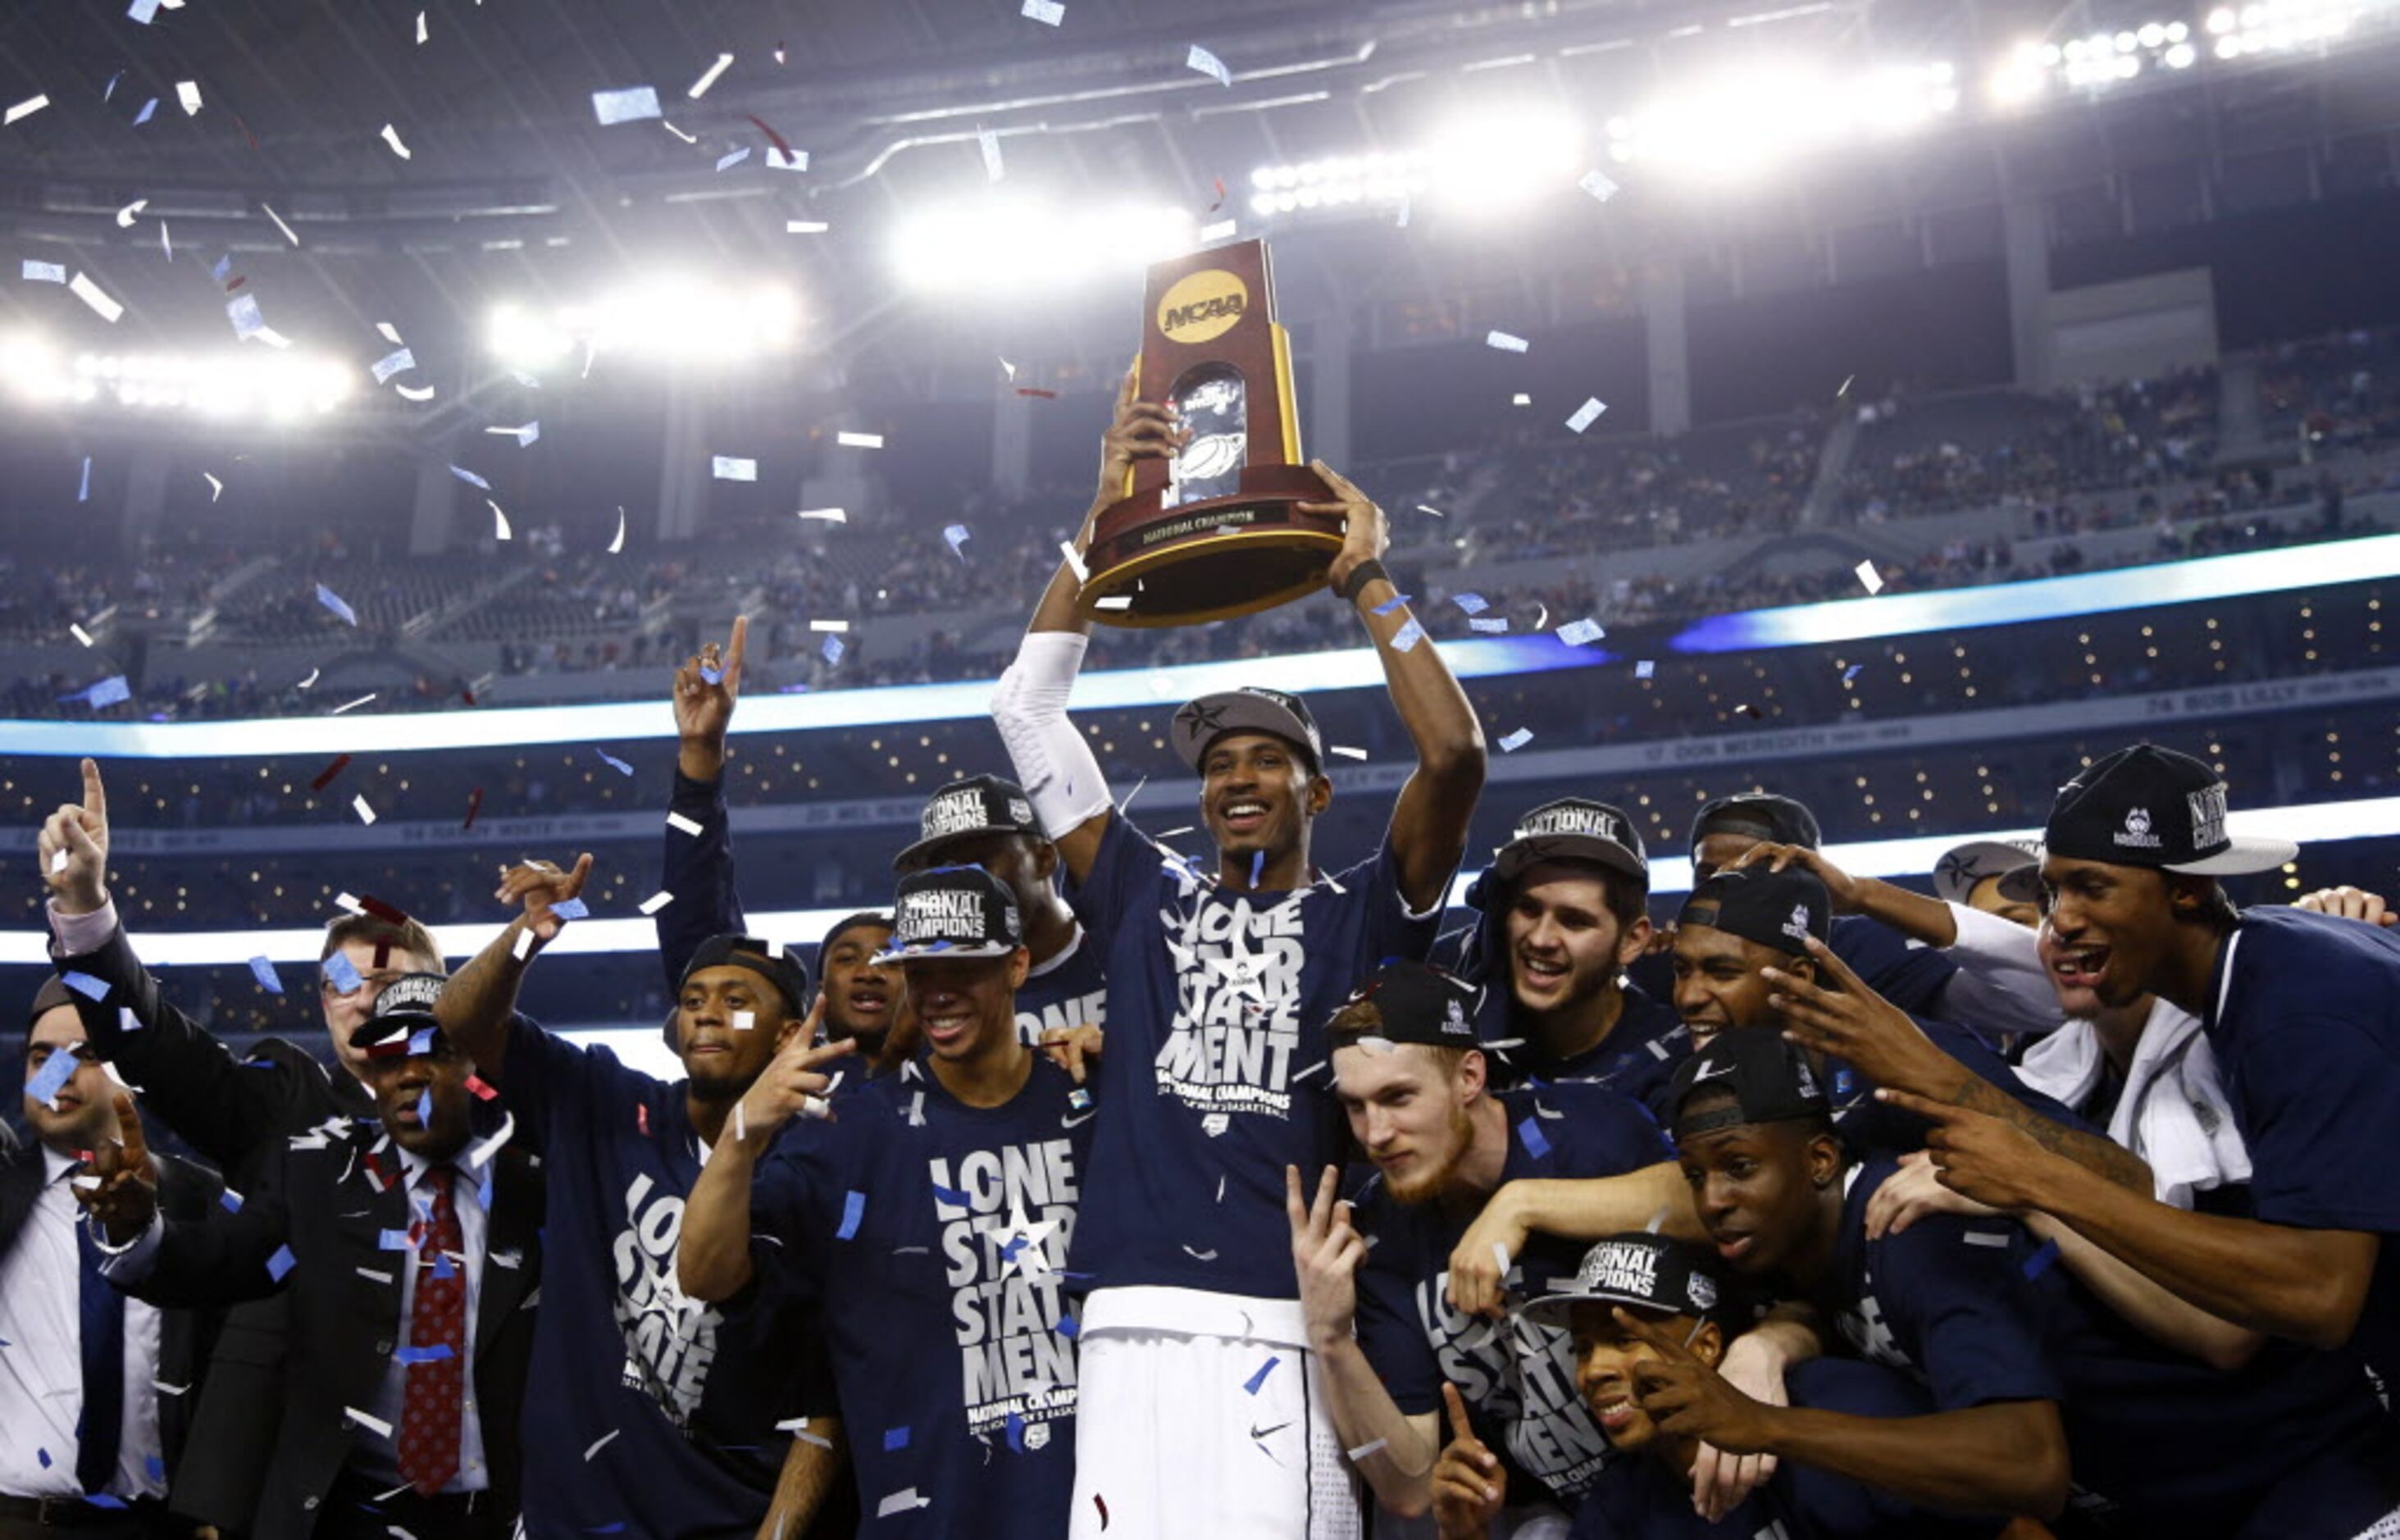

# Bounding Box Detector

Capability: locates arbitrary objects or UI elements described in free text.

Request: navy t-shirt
[503,1021,829,1538]
[2205,904,2400,1388]
[1013,924,1109,1047]
[1063,816,1443,1298]
[1350,1084,1671,1503]
[1486,982,1691,1113]
[749,1055,1091,1538]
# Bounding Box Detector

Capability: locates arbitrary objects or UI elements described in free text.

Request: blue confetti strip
[25,1051,77,1107]
[396,1343,455,1364]
[78,457,92,503]
[433,1252,457,1281]
[266,1244,297,1282]
[379,1228,415,1251]
[698,665,724,686]
[1635,659,1656,679]
[836,1190,866,1240]
[36,1449,51,1469]
[84,1497,128,1511]
[594,749,635,777]
[1390,617,1427,654]
[247,956,282,995]
[145,1456,165,1483]
[1370,592,1412,616]
[932,1184,971,1208]
[133,98,157,125]
[417,1088,434,1127]
[61,971,110,1002]
[882,1426,909,1451]
[316,584,358,626]
[221,1190,244,1213]
[1516,1115,1551,1160]
[1498,728,1534,753]
[943,523,972,557]
[448,463,492,490]
[549,898,590,922]
[407,1027,438,1057]
[1556,617,1605,647]
[1453,593,1488,615]
[1006,1414,1026,1452]
[821,635,845,666]
[2021,1238,2062,1281]
[1842,663,1865,685]
[1243,1355,1279,1396]
[1054,1314,1080,1338]
[322,952,362,994]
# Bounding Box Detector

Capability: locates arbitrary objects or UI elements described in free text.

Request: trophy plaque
[1076,239,1344,627]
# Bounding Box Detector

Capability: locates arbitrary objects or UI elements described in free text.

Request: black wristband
[1336,558,1391,604]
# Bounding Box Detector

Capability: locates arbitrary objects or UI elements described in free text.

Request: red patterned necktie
[398,1164,466,1497]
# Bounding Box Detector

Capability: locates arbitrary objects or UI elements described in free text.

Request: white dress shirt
[0,1146,166,1501]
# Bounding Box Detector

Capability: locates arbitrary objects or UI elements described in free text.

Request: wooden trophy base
[1077,463,1344,628]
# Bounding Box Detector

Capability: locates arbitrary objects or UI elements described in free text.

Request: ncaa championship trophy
[1075,239,1343,626]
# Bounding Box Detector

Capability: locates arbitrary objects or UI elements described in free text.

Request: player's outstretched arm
[1304,462,1486,914]
[434,854,592,1088]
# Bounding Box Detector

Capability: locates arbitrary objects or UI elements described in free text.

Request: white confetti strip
[711,455,758,481]
[1566,397,1607,433]
[68,624,93,649]
[979,128,1004,183]
[512,928,535,961]
[836,431,883,449]
[1022,0,1064,22]
[688,52,735,98]
[608,507,627,553]
[490,500,512,541]
[808,618,849,633]
[1186,43,1233,85]
[875,1490,932,1519]
[786,219,829,235]
[175,81,201,116]
[731,1010,755,1032]
[1414,503,1443,517]
[638,891,674,916]
[1059,540,1090,582]
[796,507,846,522]
[1578,168,1621,203]
[345,1407,394,1438]
[415,10,427,43]
[1093,595,1134,611]
[6,95,51,125]
[353,795,377,825]
[1498,728,1534,752]
[1555,617,1605,647]
[1855,558,1884,595]
[23,260,65,283]
[1346,1437,1389,1461]
[262,203,300,246]
[69,273,125,323]
[592,85,663,125]
[665,811,704,836]
[1511,392,1532,406]
[394,382,436,402]
[1486,330,1529,353]
[660,120,697,145]
[376,321,403,344]
[380,123,411,159]
[1328,745,1368,760]
[584,1430,620,1460]
[115,198,148,228]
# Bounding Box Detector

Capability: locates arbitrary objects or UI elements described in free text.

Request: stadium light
[484,278,799,371]
[1604,61,1958,180]
[2208,0,2363,57]
[890,197,1196,294]
[1245,108,1578,222]
[2,331,356,420]
[1247,152,1431,218]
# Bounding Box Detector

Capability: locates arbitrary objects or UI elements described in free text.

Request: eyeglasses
[321,970,409,999]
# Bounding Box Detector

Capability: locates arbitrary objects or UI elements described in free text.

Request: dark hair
[321,914,446,977]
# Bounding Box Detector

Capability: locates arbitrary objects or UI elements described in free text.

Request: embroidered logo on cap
[2115,806,2161,850]
[1782,903,1813,943]
[1009,797,1034,827]
[921,789,989,840]
[1687,1273,1719,1310]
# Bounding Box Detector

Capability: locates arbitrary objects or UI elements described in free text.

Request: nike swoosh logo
[1250,1421,1291,1440]
[1063,1112,1097,1128]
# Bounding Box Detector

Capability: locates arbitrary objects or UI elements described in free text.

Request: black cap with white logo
[877,866,1024,964]
[1677,866,1832,956]
[1689,793,1822,855]
[1931,839,2041,905]
[1486,797,1650,894]
[894,775,1045,873]
[1172,686,1324,774]
[2042,744,2297,877]
[1329,960,1482,1049]
[1522,1232,1730,1328]
[1665,1029,1829,1142]
[350,972,449,1053]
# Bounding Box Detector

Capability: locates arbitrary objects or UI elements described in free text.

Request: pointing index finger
[1441,1382,1478,1444]
[80,757,106,822]
[722,615,748,687]
[1872,1084,1961,1122]
[110,1090,148,1170]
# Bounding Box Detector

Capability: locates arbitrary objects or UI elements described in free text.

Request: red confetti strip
[464,1074,499,1102]
[462,786,484,832]
[224,276,248,293]
[1094,1495,1109,1529]
[745,113,797,162]
[230,113,262,152]
[1205,174,1226,213]
[374,940,391,969]
[357,894,413,926]
[460,686,477,707]
[636,1103,650,1137]
[308,753,353,791]
[1015,387,1059,399]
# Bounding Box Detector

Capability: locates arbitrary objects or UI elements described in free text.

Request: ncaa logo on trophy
[1076,239,1344,627]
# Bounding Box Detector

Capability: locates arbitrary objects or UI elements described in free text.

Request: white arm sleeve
[991,631,1113,839]
[1937,900,2066,1037]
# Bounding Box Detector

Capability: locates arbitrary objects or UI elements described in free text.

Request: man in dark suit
[82,977,541,1540]
[2,979,221,1538]
[37,756,447,1536]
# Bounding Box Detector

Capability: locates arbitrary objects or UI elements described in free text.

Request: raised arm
[1306,464,1487,914]
[660,617,749,991]
[40,758,326,1165]
[435,854,592,1088]
[992,369,1180,885]
[1445,1163,1700,1319]
[678,1018,852,1303]
[83,1093,295,1311]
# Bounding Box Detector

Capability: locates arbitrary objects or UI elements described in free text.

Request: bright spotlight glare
[1611,61,1956,181]
[485,281,800,370]
[891,198,1195,294]
[4,332,355,417]
[1422,107,1582,213]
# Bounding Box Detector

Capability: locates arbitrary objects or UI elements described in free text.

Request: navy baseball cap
[1665,1029,1829,1141]
[2043,745,2295,877]
[350,972,449,1055]
[878,866,1024,963]
[1677,867,1832,956]
[680,935,812,1020]
[894,775,1045,873]
[1330,960,1482,1050]
[1173,687,1325,774]
[1689,794,1821,854]
[1486,798,1649,893]
[1522,1232,1729,1328]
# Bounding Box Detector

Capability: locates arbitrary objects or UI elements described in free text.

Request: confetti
[1370,592,1411,616]
[712,455,758,481]
[78,458,92,502]
[1328,745,1368,760]
[266,1244,298,1282]
[380,124,411,159]
[1578,168,1622,203]
[797,507,845,522]
[688,53,735,98]
[415,10,427,43]
[368,348,417,385]
[69,273,125,323]
[1452,593,1489,615]
[665,811,704,836]
[637,891,674,916]
[764,144,807,171]
[353,794,377,825]
[943,523,972,556]
[593,86,663,125]
[1498,728,1534,753]
[979,129,1005,183]
[1635,659,1656,679]
[25,1050,78,1109]
[317,585,358,626]
[1414,503,1444,517]
[61,971,110,1003]
[6,94,51,126]
[115,198,148,228]
[175,81,201,116]
[608,507,627,553]
[594,749,635,777]
[342,1405,389,1436]
[1516,1115,1551,1158]
[395,383,437,403]
[2022,1237,2063,1279]
[462,787,483,830]
[134,98,157,126]
[1842,663,1864,686]
[820,636,845,665]
[876,1491,931,1519]
[396,1344,455,1365]
[1855,558,1884,595]
[129,0,161,21]
[836,431,884,449]
[1566,397,1608,434]
[1511,393,1532,407]
[1346,1437,1389,1461]
[715,146,752,173]
[1485,330,1530,353]
[1556,617,1605,647]
[836,1191,866,1240]
[309,754,353,791]
[260,203,301,247]
[1468,617,1509,633]
[1023,0,1065,22]
[786,220,830,235]
[1186,43,1234,85]
[882,1427,910,1452]
[584,1430,620,1460]
[449,463,492,491]
[323,952,363,996]
[22,260,64,283]
[1243,1356,1280,1395]
[1389,617,1427,653]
